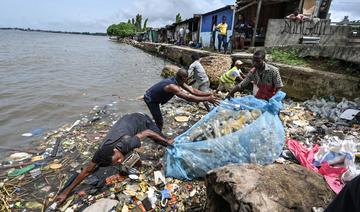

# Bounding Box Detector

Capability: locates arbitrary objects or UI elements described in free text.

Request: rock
[160,64,180,78]
[199,55,232,86]
[205,163,335,212]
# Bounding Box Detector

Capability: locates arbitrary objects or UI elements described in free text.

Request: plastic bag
[165,91,286,180]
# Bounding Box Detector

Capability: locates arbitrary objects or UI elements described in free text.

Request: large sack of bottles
[165,91,286,180]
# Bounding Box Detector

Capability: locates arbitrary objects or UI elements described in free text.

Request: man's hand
[208,95,220,105]
[225,92,233,100]
[55,192,68,205]
[211,90,221,98]
[167,138,174,146]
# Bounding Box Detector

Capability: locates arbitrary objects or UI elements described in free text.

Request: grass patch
[270,49,309,66]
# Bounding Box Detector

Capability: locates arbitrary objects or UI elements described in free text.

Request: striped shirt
[238,63,283,89]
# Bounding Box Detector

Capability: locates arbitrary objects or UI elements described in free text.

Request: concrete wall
[125,40,360,100]
[265,19,360,64]
[265,19,351,46]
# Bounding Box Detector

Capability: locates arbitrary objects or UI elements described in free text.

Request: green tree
[135,14,142,32]
[143,18,148,31]
[106,22,135,38]
[127,19,131,24]
[131,18,135,25]
[176,13,182,23]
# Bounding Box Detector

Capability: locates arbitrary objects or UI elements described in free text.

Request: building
[199,5,236,48]
[234,0,333,48]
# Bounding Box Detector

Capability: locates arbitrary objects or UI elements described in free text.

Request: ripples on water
[0,30,168,149]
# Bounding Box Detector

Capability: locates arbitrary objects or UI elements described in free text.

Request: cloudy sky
[0,0,359,32]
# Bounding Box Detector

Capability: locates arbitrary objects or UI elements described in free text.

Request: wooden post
[251,0,262,47]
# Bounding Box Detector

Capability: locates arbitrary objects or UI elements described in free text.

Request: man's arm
[181,83,211,97]
[55,161,97,204]
[136,129,172,146]
[165,84,219,104]
[226,72,252,99]
[272,68,283,93]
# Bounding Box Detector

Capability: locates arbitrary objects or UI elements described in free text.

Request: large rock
[205,163,335,212]
[199,55,232,86]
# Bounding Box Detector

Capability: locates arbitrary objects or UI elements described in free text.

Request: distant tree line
[106,12,183,38]
[107,14,149,38]
[0,27,106,36]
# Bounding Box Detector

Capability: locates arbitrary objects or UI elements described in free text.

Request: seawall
[120,39,360,100]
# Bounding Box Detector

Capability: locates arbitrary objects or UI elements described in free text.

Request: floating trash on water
[9,152,32,161]
[21,128,45,137]
[31,155,44,162]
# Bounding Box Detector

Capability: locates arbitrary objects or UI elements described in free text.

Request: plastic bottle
[250,153,257,164]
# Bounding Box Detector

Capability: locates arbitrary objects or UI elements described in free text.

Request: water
[0,30,167,150]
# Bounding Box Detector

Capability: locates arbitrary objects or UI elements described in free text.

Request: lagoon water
[0,30,167,150]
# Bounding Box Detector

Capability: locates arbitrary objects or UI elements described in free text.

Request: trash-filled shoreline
[0,94,359,211]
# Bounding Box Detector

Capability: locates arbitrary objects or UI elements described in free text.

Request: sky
[0,0,359,33]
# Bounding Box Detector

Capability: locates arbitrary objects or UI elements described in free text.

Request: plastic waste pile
[1,92,359,211]
[186,108,262,142]
[0,99,209,211]
[165,91,286,180]
[280,96,360,194]
[304,96,360,123]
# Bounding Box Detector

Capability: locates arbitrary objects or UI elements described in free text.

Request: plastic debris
[21,128,45,137]
[175,116,190,122]
[49,163,62,169]
[31,155,44,162]
[25,201,43,209]
[30,168,41,178]
[154,171,166,185]
[340,109,360,120]
[9,152,31,161]
[8,164,35,177]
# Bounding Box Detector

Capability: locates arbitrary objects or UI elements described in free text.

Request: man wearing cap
[217,60,246,92]
[55,112,172,204]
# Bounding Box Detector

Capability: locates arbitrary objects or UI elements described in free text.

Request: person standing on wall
[216,16,228,54]
[178,27,185,45]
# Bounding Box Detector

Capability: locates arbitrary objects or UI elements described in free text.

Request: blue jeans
[217,34,227,52]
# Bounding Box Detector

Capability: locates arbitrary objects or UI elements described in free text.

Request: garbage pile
[280,96,360,194]
[0,99,210,211]
[0,94,359,211]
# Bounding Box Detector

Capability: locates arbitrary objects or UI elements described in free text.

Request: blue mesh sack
[165,91,286,180]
